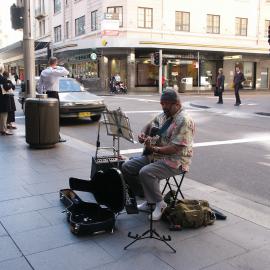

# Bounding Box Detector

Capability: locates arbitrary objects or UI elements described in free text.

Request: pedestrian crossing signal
[154,52,160,66]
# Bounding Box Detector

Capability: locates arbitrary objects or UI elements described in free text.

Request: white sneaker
[138,201,151,212]
[149,201,167,221]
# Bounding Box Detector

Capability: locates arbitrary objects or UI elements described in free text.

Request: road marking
[120,135,270,155]
[257,162,270,167]
[124,109,201,114]
[15,116,25,119]
[111,96,159,103]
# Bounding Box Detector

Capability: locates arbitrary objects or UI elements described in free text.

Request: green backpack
[162,192,216,229]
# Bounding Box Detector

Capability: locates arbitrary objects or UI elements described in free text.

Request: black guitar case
[60,168,138,235]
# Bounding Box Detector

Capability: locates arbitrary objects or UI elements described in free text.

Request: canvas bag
[162,193,216,229]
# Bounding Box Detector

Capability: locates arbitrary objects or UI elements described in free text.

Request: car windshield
[59,79,81,92]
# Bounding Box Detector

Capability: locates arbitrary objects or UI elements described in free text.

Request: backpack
[162,191,216,229]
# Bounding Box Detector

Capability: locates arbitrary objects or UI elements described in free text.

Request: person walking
[233,66,245,106]
[216,68,225,104]
[37,57,69,142]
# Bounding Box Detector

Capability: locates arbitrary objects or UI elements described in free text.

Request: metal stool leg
[162,172,186,202]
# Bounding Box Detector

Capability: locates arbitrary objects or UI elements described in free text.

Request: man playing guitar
[121,89,195,221]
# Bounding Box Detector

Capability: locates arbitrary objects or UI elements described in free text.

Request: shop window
[265,20,270,37]
[136,59,158,86]
[54,25,61,42]
[75,15,85,36]
[54,0,61,13]
[175,11,190,32]
[107,6,123,27]
[138,7,153,29]
[235,17,247,36]
[207,14,220,34]
[259,68,268,89]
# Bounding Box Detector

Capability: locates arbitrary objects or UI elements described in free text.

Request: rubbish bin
[25,97,59,148]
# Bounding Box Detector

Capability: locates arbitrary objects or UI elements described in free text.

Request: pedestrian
[121,89,195,221]
[14,73,19,85]
[2,71,16,130]
[0,71,15,135]
[37,56,69,142]
[233,66,245,106]
[216,68,225,104]
[162,75,166,91]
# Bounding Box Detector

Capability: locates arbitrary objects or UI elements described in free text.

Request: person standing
[121,89,195,221]
[233,66,245,106]
[0,71,14,135]
[2,71,16,130]
[216,68,225,104]
[14,73,19,85]
[37,57,69,142]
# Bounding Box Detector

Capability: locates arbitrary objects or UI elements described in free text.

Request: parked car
[18,77,106,121]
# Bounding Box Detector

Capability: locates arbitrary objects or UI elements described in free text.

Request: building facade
[1,0,270,92]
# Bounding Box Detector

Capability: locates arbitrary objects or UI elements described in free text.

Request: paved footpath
[0,119,270,270]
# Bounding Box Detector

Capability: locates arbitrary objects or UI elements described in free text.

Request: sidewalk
[0,122,270,270]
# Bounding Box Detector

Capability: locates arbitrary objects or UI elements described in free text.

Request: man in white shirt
[38,57,69,95]
[38,57,69,142]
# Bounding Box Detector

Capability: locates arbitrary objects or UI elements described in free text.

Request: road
[15,91,270,208]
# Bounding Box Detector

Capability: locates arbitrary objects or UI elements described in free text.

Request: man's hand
[138,133,146,144]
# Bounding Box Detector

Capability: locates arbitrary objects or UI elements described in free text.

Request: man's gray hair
[49,57,58,66]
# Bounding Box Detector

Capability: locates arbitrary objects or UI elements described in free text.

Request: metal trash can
[25,97,59,148]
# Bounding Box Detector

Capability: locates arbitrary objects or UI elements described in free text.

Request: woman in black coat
[0,71,15,135]
[2,71,16,129]
[216,68,225,104]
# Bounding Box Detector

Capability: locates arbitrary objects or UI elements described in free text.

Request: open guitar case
[60,168,138,235]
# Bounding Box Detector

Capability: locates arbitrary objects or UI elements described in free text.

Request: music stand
[95,108,134,162]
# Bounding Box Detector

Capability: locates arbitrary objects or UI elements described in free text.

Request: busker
[121,89,195,221]
[37,57,69,142]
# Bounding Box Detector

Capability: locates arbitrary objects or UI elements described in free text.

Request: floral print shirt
[149,108,195,171]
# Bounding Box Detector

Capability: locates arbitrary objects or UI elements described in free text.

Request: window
[235,17,248,36]
[175,11,190,31]
[207,14,220,34]
[107,6,123,27]
[65,21,69,39]
[265,20,270,37]
[91,10,98,31]
[75,15,85,36]
[54,25,61,42]
[54,0,61,13]
[138,7,153,28]
[39,19,45,36]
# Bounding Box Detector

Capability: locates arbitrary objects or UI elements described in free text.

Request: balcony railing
[35,7,47,20]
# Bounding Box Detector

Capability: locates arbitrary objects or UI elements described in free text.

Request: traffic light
[268,25,270,45]
[154,52,160,66]
[10,4,24,30]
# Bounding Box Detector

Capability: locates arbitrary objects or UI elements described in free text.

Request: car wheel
[90,115,101,122]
